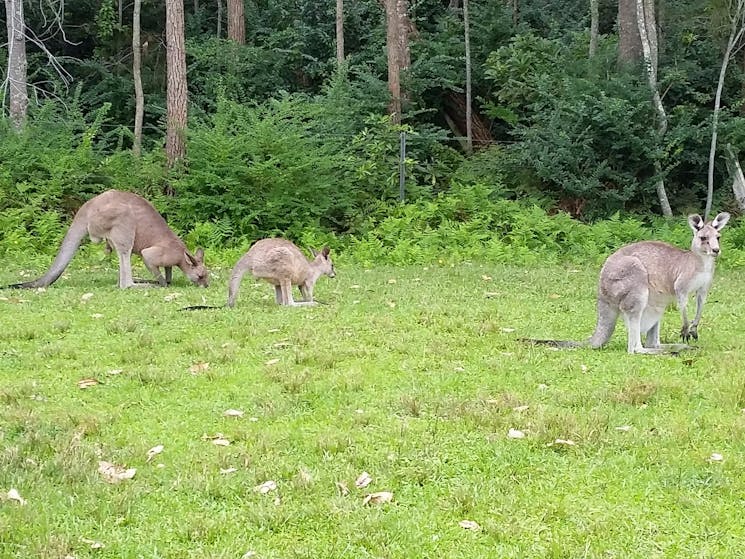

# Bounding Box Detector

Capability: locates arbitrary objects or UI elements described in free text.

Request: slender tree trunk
[166,0,188,170]
[619,0,642,64]
[217,0,223,37]
[463,0,472,154]
[132,0,144,157]
[227,0,245,44]
[385,0,401,124]
[725,144,745,212]
[636,0,672,217]
[119,0,123,26]
[589,0,599,57]
[336,0,344,64]
[397,0,411,72]
[4,0,28,131]
[706,1,745,220]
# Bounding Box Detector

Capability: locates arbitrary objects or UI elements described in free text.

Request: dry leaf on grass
[220,467,238,475]
[80,292,94,302]
[363,491,393,506]
[254,480,277,494]
[336,481,350,496]
[615,425,632,432]
[189,362,210,375]
[481,275,492,281]
[507,428,526,439]
[355,471,373,489]
[212,438,230,446]
[163,292,182,302]
[459,520,481,531]
[241,552,257,559]
[107,369,123,376]
[500,327,516,333]
[77,378,99,389]
[709,453,724,462]
[513,405,529,412]
[6,488,27,505]
[80,538,104,549]
[548,439,576,447]
[146,445,164,462]
[98,461,136,483]
[223,409,244,417]
[264,358,280,366]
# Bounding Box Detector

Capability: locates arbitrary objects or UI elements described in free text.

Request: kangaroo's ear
[321,246,331,258]
[712,212,731,230]
[309,247,319,257]
[688,214,704,231]
[184,251,198,266]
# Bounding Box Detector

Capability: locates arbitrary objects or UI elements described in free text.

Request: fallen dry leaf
[459,520,481,531]
[189,362,210,375]
[548,439,576,447]
[77,378,99,389]
[146,445,164,462]
[212,438,230,447]
[91,313,104,319]
[98,461,136,483]
[223,409,244,417]
[481,275,492,281]
[107,369,123,376]
[220,467,238,475]
[254,480,277,494]
[6,488,27,505]
[507,428,526,439]
[241,552,257,559]
[163,292,182,302]
[500,327,516,333]
[387,278,397,284]
[80,538,104,549]
[80,292,94,301]
[336,481,350,496]
[513,405,529,412]
[264,358,280,366]
[363,491,393,506]
[709,453,724,462]
[355,471,373,489]
[615,425,632,432]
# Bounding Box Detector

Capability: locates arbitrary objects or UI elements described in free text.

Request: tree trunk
[336,0,344,65]
[397,0,411,72]
[385,0,402,124]
[725,144,745,212]
[636,0,672,217]
[217,0,222,37]
[706,1,745,220]
[227,0,245,44]
[589,0,599,57]
[132,0,144,157]
[4,0,28,131]
[166,0,188,171]
[463,0,472,154]
[618,0,642,64]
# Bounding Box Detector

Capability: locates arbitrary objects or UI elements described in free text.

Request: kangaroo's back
[243,238,311,283]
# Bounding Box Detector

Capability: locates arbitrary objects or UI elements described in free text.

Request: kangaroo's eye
[700,236,708,242]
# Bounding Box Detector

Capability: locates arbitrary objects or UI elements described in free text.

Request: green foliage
[165,96,357,243]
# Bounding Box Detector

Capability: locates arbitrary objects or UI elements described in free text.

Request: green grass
[2,252,745,558]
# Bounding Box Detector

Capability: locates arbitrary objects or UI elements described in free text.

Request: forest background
[3,0,745,266]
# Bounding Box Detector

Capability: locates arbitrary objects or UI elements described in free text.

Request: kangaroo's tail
[226,253,252,308]
[4,212,89,289]
[586,297,618,349]
[519,338,586,349]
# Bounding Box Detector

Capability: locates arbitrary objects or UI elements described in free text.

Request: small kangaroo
[6,189,209,289]
[227,238,335,307]
[528,212,730,354]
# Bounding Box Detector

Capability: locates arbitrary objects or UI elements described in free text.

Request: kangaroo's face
[312,246,336,278]
[689,212,731,257]
[184,248,210,287]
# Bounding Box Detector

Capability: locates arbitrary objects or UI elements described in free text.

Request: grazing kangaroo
[528,212,730,354]
[5,189,209,289]
[227,238,335,307]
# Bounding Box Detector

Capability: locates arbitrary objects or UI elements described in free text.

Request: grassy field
[2,252,745,558]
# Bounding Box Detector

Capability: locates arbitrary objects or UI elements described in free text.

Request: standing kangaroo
[6,189,209,289]
[528,212,730,354]
[227,238,335,307]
